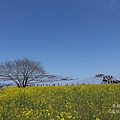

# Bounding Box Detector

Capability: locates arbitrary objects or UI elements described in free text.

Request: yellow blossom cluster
[0,84,120,120]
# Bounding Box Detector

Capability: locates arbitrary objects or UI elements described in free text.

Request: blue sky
[0,0,120,78]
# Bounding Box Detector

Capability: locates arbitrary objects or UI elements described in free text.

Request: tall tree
[0,58,46,87]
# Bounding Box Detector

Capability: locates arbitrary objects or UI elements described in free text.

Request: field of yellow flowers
[0,84,120,120]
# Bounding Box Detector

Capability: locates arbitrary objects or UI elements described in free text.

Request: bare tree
[0,58,46,87]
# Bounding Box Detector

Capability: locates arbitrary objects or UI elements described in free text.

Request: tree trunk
[22,78,28,87]
[16,83,20,88]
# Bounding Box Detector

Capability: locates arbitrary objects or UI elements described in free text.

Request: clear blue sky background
[0,0,120,78]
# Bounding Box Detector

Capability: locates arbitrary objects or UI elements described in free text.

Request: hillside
[0,74,103,86]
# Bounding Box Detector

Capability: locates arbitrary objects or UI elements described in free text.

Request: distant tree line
[96,74,120,84]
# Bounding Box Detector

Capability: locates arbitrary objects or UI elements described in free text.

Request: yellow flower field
[0,84,120,120]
